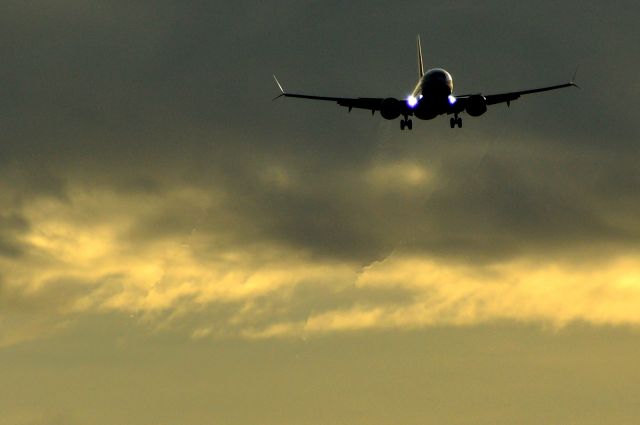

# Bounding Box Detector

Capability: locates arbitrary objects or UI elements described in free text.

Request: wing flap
[276,91,384,112]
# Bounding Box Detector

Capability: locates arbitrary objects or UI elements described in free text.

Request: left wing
[273,75,388,114]
[452,74,580,112]
[484,81,579,106]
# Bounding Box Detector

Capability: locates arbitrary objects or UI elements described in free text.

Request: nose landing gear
[400,117,413,131]
[449,115,462,129]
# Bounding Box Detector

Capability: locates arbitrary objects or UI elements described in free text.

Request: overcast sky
[1,1,640,424]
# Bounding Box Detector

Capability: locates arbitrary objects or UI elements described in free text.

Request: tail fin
[417,35,424,78]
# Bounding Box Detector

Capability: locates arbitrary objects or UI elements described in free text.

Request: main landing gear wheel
[400,119,413,130]
[450,116,463,129]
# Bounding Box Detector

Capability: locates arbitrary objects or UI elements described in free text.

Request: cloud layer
[1,0,640,345]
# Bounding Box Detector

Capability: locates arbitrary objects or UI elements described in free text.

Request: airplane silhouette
[273,36,579,130]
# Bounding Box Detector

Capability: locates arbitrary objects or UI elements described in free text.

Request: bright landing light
[407,95,418,108]
[448,95,457,105]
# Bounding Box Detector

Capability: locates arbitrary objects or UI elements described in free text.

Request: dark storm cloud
[0,213,29,258]
[0,0,638,266]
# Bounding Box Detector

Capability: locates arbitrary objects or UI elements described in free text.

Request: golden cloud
[3,184,640,346]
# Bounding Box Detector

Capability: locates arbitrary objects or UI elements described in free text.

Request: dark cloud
[0,0,638,268]
[0,212,29,258]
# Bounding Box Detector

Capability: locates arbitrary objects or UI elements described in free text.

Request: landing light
[407,95,418,108]
[448,95,457,105]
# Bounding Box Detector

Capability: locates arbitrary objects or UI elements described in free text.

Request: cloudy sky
[1,1,640,424]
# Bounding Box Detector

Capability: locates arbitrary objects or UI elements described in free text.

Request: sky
[1,1,640,424]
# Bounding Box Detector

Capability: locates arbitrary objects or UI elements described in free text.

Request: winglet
[273,75,286,100]
[417,35,424,78]
[570,65,581,89]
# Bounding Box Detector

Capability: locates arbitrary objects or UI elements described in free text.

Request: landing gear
[450,115,462,129]
[400,118,413,131]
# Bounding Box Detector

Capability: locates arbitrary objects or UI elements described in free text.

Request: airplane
[273,36,579,130]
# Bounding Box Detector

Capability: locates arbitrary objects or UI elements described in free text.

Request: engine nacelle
[380,98,402,120]
[465,95,487,117]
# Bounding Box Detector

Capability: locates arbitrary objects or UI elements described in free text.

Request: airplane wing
[273,75,388,113]
[453,77,580,110]
[278,93,385,112]
[485,81,578,106]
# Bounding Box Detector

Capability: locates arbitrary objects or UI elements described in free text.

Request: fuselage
[408,68,455,120]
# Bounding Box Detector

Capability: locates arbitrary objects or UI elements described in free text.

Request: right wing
[273,75,386,113]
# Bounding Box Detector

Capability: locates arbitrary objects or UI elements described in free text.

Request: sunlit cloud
[364,161,435,189]
[3,183,640,346]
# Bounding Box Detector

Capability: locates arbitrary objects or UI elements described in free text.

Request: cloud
[2,177,640,344]
[1,0,640,346]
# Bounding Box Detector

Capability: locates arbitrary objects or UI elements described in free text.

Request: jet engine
[380,98,402,120]
[465,95,487,117]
